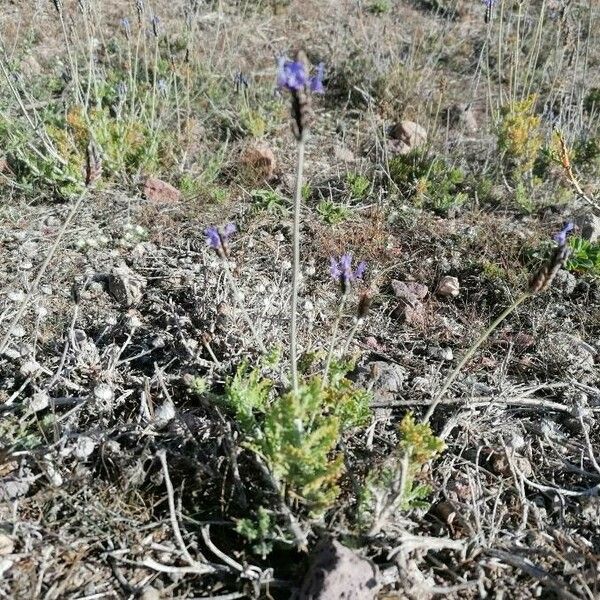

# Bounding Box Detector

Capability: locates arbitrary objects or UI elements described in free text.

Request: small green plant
[236,507,279,559]
[572,137,600,173]
[368,0,391,14]
[252,188,288,214]
[317,199,351,224]
[224,360,272,432]
[497,95,542,177]
[389,150,468,214]
[301,182,312,200]
[346,172,371,200]
[223,361,371,519]
[357,413,445,535]
[514,181,535,213]
[566,236,600,275]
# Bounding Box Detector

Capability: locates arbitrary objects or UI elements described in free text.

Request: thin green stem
[290,139,305,394]
[341,317,364,358]
[323,293,347,384]
[422,292,531,424]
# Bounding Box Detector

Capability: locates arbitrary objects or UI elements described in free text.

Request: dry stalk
[556,130,600,214]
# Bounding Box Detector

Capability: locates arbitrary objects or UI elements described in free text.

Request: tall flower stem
[422,292,530,424]
[290,138,305,394]
[323,293,347,384]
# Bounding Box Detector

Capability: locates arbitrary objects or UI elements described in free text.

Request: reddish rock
[392,280,428,326]
[388,120,427,155]
[239,143,276,183]
[392,280,429,300]
[143,177,181,204]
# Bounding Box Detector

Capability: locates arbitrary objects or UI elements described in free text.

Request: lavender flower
[277,58,308,92]
[205,223,237,258]
[553,222,574,246]
[135,0,145,23]
[120,18,132,39]
[483,0,497,22]
[276,54,326,140]
[330,253,366,293]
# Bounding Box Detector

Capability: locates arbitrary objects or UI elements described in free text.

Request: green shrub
[317,199,351,224]
[566,236,600,275]
[346,172,371,200]
[496,95,542,177]
[223,361,371,516]
[357,413,445,533]
[389,150,468,214]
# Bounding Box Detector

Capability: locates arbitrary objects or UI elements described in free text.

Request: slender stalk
[422,292,530,423]
[341,317,364,358]
[222,262,266,354]
[57,9,83,106]
[323,293,347,384]
[290,139,305,394]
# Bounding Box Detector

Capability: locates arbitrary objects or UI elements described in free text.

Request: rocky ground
[0,0,599,598]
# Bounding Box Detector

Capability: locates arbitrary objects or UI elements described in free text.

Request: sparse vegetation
[0,1,598,599]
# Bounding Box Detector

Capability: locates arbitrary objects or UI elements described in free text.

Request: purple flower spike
[120,18,132,39]
[277,58,308,92]
[330,257,342,281]
[553,222,574,246]
[330,253,367,293]
[204,226,221,250]
[150,15,160,37]
[205,223,237,258]
[310,63,325,94]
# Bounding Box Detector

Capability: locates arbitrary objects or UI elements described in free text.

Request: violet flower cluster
[205,224,237,259]
[553,222,574,246]
[330,254,366,294]
[277,58,325,94]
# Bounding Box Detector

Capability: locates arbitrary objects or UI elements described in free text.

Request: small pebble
[29,391,49,412]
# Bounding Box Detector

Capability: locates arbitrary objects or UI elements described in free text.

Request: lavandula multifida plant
[205,225,266,354]
[324,254,367,382]
[423,222,574,423]
[277,51,325,393]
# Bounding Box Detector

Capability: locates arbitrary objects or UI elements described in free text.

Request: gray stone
[428,346,453,361]
[296,539,380,600]
[575,213,600,242]
[446,103,478,133]
[358,361,408,403]
[553,269,577,296]
[436,275,460,297]
[108,263,146,306]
